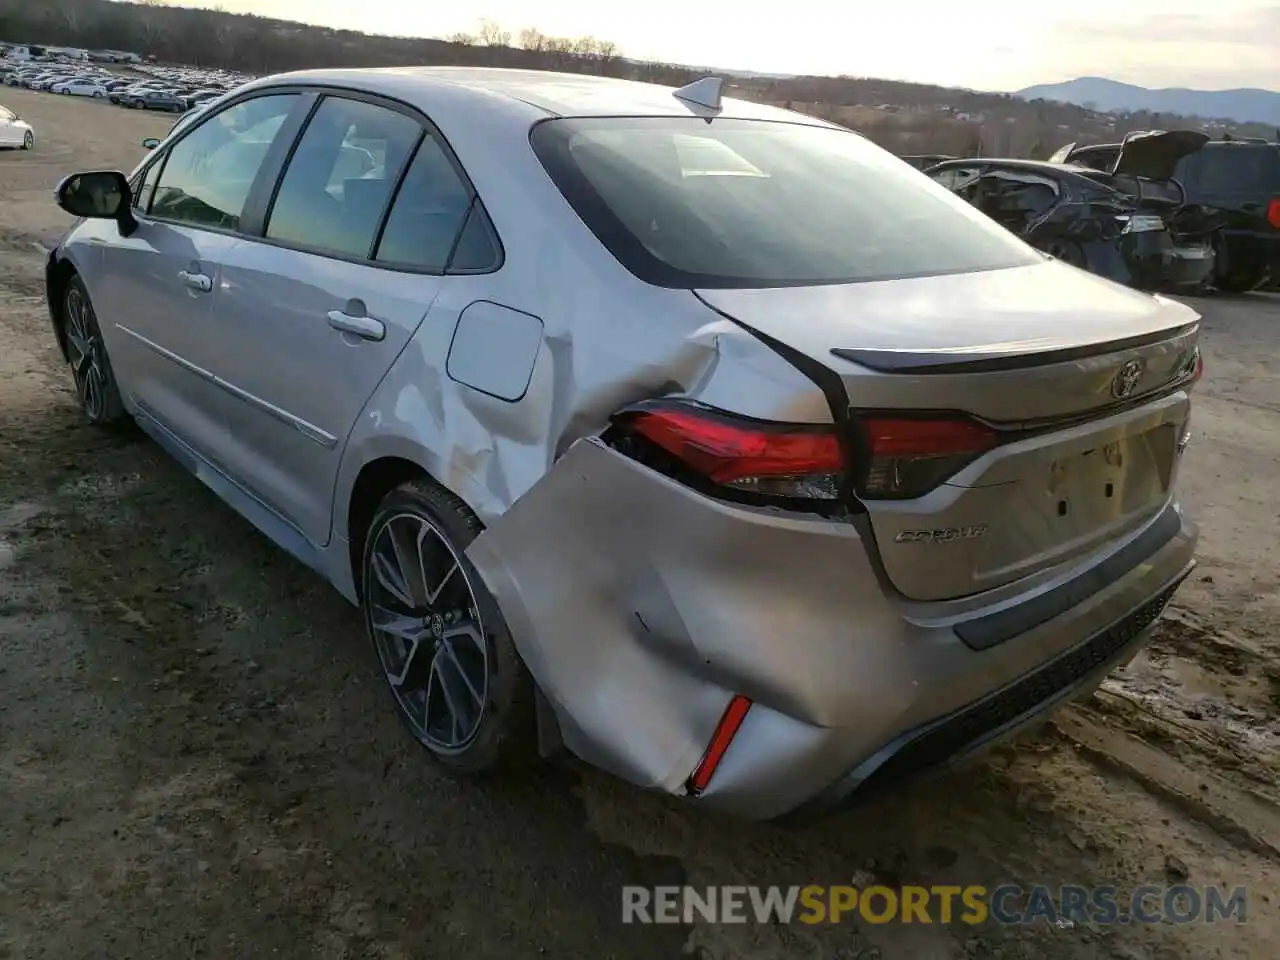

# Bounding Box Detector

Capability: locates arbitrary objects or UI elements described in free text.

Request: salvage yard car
[0,102,33,149]
[44,68,1200,822]
[926,136,1220,292]
[1054,133,1280,293]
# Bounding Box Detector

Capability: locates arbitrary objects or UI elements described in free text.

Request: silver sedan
[45,67,1200,821]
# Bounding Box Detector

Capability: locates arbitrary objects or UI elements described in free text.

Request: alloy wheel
[22,131,32,150]
[64,286,107,420]
[366,511,491,753]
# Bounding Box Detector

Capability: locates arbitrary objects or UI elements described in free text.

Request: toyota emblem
[1110,359,1145,399]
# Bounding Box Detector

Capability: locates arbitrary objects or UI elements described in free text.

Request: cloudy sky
[169,0,1280,92]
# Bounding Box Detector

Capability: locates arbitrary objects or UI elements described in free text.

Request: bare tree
[517,27,547,53]
[476,19,510,47]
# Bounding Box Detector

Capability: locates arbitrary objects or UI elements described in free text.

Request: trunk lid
[696,260,1200,601]
[1112,130,1209,181]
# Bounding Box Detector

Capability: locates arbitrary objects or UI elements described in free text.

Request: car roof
[240,66,840,127]
[931,157,1095,175]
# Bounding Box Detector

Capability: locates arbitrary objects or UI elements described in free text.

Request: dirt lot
[1,88,1278,960]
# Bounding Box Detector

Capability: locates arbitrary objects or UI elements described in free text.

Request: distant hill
[1017,77,1280,127]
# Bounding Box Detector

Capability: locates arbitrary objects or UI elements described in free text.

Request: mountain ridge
[1016,77,1280,127]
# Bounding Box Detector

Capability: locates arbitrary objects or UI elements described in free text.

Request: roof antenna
[673,76,725,112]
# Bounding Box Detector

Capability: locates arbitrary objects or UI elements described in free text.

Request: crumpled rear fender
[464,437,912,803]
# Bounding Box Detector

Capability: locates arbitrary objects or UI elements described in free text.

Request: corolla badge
[894,524,988,544]
[1110,359,1146,399]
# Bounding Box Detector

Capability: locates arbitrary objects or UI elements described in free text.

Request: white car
[54,79,107,98]
[0,103,33,149]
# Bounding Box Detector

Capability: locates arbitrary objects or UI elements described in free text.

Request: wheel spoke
[371,546,413,608]
[388,519,430,608]
[439,637,484,707]
[370,603,430,642]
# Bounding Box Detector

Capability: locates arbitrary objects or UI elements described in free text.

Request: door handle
[327,309,385,342]
[178,269,212,293]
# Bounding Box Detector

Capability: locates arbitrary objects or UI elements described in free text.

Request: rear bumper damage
[465,439,1197,822]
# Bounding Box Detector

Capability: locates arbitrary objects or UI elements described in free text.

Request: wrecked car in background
[46,68,1200,823]
[926,131,1219,292]
[1055,133,1280,293]
[899,153,957,171]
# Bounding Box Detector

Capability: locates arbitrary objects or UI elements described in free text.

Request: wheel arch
[45,253,79,363]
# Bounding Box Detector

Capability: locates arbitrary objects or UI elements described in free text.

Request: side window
[265,96,421,259]
[374,134,483,271]
[0,107,13,121]
[930,166,979,192]
[134,157,163,213]
[150,94,298,231]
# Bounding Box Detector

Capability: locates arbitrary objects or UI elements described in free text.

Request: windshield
[529,117,1042,288]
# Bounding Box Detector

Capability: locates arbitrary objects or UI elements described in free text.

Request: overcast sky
[171,0,1280,92]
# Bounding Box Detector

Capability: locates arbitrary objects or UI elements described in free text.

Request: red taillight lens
[852,415,998,499]
[1193,351,1204,382]
[612,400,844,501]
[688,694,752,795]
[1267,198,1280,229]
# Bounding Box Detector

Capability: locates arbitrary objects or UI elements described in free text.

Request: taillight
[1267,198,1280,229]
[609,399,844,502]
[850,415,998,500]
[1193,350,1204,382]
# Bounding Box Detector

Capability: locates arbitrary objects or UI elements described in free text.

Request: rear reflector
[1268,198,1280,230]
[611,400,844,501]
[688,695,752,795]
[852,415,998,499]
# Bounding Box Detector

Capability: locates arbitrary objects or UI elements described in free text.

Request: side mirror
[142,137,160,149]
[54,171,138,237]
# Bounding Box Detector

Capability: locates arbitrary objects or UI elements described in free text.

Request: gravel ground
[0,88,1277,960]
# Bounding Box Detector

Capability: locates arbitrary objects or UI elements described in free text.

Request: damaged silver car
[45,67,1201,821]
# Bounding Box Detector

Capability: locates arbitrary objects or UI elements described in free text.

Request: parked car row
[0,58,249,114]
[911,132,1280,294]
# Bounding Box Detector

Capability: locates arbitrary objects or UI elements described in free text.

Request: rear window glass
[530,117,1040,289]
[1181,145,1280,194]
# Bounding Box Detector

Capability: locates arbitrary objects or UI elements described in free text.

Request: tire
[93,91,104,99]
[21,130,32,150]
[61,275,128,427]
[361,478,536,775]
[1214,266,1267,294]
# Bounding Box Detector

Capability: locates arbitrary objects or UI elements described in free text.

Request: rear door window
[264,96,421,260]
[372,134,496,272]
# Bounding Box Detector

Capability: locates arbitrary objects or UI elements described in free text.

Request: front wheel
[62,276,128,427]
[93,91,105,99]
[362,479,536,775]
[21,130,32,150]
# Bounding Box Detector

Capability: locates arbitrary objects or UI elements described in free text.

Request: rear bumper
[1123,231,1215,290]
[467,439,1198,822]
[779,559,1190,824]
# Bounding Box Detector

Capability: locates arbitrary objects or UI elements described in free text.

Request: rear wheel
[362,479,536,774]
[1215,265,1267,294]
[62,276,127,427]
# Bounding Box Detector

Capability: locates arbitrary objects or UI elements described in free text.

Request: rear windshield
[530,117,1041,289]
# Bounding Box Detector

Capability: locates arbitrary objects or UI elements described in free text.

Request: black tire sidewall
[64,275,127,425]
[361,480,534,774]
